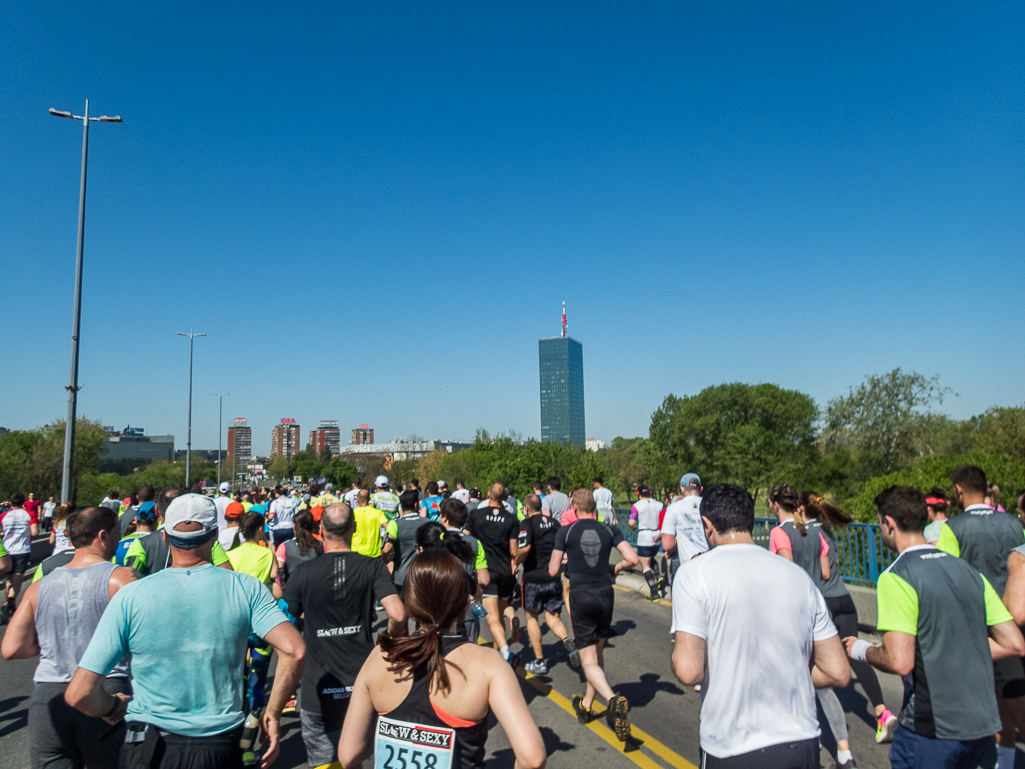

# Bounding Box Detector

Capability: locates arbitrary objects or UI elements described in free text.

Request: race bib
[375,716,455,769]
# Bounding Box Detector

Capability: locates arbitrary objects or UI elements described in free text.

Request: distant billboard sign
[321,420,338,427]
[280,418,297,425]
[234,418,247,424]
[358,423,369,429]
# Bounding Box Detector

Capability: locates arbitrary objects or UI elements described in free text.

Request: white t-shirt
[452,488,471,503]
[1,508,33,554]
[343,488,360,508]
[671,544,836,758]
[218,526,240,552]
[269,496,297,531]
[213,495,233,531]
[42,501,56,519]
[630,498,664,548]
[662,496,708,561]
[593,487,615,525]
[53,522,73,553]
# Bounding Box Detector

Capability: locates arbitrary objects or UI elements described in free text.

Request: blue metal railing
[614,509,892,586]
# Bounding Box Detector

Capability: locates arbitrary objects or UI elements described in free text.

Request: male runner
[41,496,56,532]
[1,492,37,621]
[439,498,490,642]
[550,488,638,739]
[848,485,1024,769]
[212,481,233,530]
[541,476,571,523]
[935,464,1025,769]
[469,482,521,665]
[382,491,429,595]
[628,485,664,599]
[285,502,404,769]
[100,490,121,513]
[268,486,298,546]
[2,507,136,769]
[369,475,400,521]
[342,479,362,510]
[518,493,579,674]
[922,488,949,545]
[671,483,850,767]
[592,477,615,526]
[119,484,154,536]
[452,480,471,504]
[351,490,389,558]
[660,472,707,585]
[313,483,339,508]
[419,481,444,521]
[66,494,306,769]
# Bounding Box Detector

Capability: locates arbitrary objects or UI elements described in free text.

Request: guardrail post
[866,526,880,583]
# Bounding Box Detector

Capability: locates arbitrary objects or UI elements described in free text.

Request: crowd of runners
[1,466,1025,769]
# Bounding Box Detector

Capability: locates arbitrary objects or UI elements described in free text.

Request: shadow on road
[0,696,27,739]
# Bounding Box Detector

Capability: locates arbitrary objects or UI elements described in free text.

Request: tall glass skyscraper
[539,333,585,446]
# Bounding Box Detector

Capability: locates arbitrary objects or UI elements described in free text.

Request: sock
[500,645,510,659]
[997,745,1016,769]
[836,749,852,764]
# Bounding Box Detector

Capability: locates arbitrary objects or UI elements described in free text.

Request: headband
[925,497,947,506]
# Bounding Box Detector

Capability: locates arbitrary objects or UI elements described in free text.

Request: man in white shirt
[452,481,471,504]
[343,480,361,510]
[41,497,57,533]
[212,481,233,531]
[661,473,708,585]
[670,483,849,768]
[268,487,298,546]
[592,478,615,526]
[628,485,663,599]
[1,492,38,621]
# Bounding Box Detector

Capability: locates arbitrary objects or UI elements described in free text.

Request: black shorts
[9,552,31,575]
[569,585,615,648]
[522,580,564,616]
[993,656,1025,699]
[300,708,344,768]
[701,737,818,768]
[483,572,516,602]
[119,724,245,769]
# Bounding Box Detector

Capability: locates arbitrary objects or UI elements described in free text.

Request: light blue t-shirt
[78,563,287,737]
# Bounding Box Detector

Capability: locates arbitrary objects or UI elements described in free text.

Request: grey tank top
[34,561,129,683]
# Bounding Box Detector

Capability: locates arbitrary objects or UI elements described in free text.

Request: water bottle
[471,600,488,620]
[239,712,259,749]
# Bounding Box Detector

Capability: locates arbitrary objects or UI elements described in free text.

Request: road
[0,538,1016,769]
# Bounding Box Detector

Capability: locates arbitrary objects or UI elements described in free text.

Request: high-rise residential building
[271,419,301,460]
[539,302,585,446]
[351,423,374,445]
[309,420,341,457]
[227,419,252,462]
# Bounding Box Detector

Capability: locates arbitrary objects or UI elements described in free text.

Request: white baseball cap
[437,480,447,489]
[219,481,230,493]
[375,475,389,488]
[164,494,218,539]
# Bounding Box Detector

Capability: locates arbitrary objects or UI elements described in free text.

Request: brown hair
[768,483,805,533]
[53,502,76,528]
[571,488,596,514]
[378,550,469,691]
[799,491,853,531]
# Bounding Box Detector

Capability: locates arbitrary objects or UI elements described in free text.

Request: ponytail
[379,625,450,690]
[800,491,853,531]
[769,483,805,533]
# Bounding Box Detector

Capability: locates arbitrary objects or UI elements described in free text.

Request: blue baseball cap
[680,473,701,488]
[137,501,158,523]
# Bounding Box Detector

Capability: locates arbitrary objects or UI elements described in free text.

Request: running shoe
[282,697,297,715]
[606,694,631,741]
[524,659,548,676]
[0,600,13,625]
[242,750,259,767]
[836,759,857,769]
[572,694,592,724]
[506,651,521,669]
[563,637,581,670]
[875,710,897,744]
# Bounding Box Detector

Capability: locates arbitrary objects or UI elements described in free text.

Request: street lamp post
[49,100,122,504]
[213,392,229,486]
[177,329,206,487]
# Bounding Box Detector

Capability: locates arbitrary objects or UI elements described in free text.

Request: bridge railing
[614,509,893,586]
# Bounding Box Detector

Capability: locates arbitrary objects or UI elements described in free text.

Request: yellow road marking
[613,583,672,607]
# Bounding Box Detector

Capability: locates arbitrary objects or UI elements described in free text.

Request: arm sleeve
[518,522,531,549]
[629,505,638,521]
[811,587,838,641]
[541,496,551,511]
[935,523,960,558]
[385,521,398,540]
[124,538,147,572]
[820,533,829,557]
[78,589,132,675]
[211,541,230,566]
[553,525,568,552]
[611,525,625,546]
[982,574,1014,626]
[670,565,706,637]
[373,560,398,600]
[876,572,919,635]
[275,542,286,561]
[31,563,43,583]
[474,542,488,570]
[769,526,791,554]
[248,576,289,639]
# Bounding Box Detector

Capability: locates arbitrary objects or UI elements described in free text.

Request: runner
[799,490,899,745]
[212,481,233,530]
[660,473,707,586]
[671,483,849,768]
[351,489,389,558]
[434,499,489,642]
[50,502,76,554]
[41,496,56,532]
[922,488,949,545]
[218,501,245,551]
[337,549,547,769]
[465,487,482,513]
[114,501,158,566]
[419,482,445,521]
[369,475,400,521]
[1,507,136,769]
[468,483,521,666]
[24,493,41,524]
[343,479,362,510]
[452,480,471,504]
[768,484,858,768]
[100,489,121,513]
[846,485,1025,769]
[284,502,405,769]
[550,487,638,740]
[628,484,664,600]
[66,494,306,769]
[313,483,339,508]
[268,486,298,546]
[119,484,154,536]
[383,491,431,599]
[275,509,323,586]
[0,539,9,577]
[1,492,37,622]
[592,477,615,526]
[541,476,571,523]
[518,493,579,674]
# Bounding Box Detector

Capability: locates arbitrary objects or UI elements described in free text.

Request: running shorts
[700,737,818,768]
[30,679,130,769]
[9,552,30,575]
[482,572,516,602]
[119,723,245,769]
[993,656,1025,699]
[300,708,343,768]
[636,544,660,558]
[522,580,564,615]
[568,585,615,648]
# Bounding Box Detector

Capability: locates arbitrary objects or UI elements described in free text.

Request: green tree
[268,455,290,481]
[820,368,951,474]
[649,383,819,498]
[0,418,107,501]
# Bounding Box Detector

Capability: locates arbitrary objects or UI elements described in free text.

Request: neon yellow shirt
[352,505,389,558]
[226,541,275,585]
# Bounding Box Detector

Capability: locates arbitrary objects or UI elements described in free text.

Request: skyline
[2,3,1022,455]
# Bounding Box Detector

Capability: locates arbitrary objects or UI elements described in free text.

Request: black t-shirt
[519,514,560,583]
[554,519,624,588]
[468,505,518,579]
[283,551,396,724]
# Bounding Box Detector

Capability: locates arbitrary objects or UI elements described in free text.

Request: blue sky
[2,2,1022,454]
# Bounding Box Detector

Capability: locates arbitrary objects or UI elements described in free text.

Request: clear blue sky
[2,2,1022,454]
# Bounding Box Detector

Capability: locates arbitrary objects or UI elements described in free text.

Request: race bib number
[375,716,454,769]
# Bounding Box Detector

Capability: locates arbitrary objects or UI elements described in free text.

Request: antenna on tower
[561,301,567,338]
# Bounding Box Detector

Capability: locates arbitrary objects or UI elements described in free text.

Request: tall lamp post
[177,329,206,487]
[213,392,229,486]
[49,100,122,504]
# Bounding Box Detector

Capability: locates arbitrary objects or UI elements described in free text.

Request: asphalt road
[1,538,1020,769]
